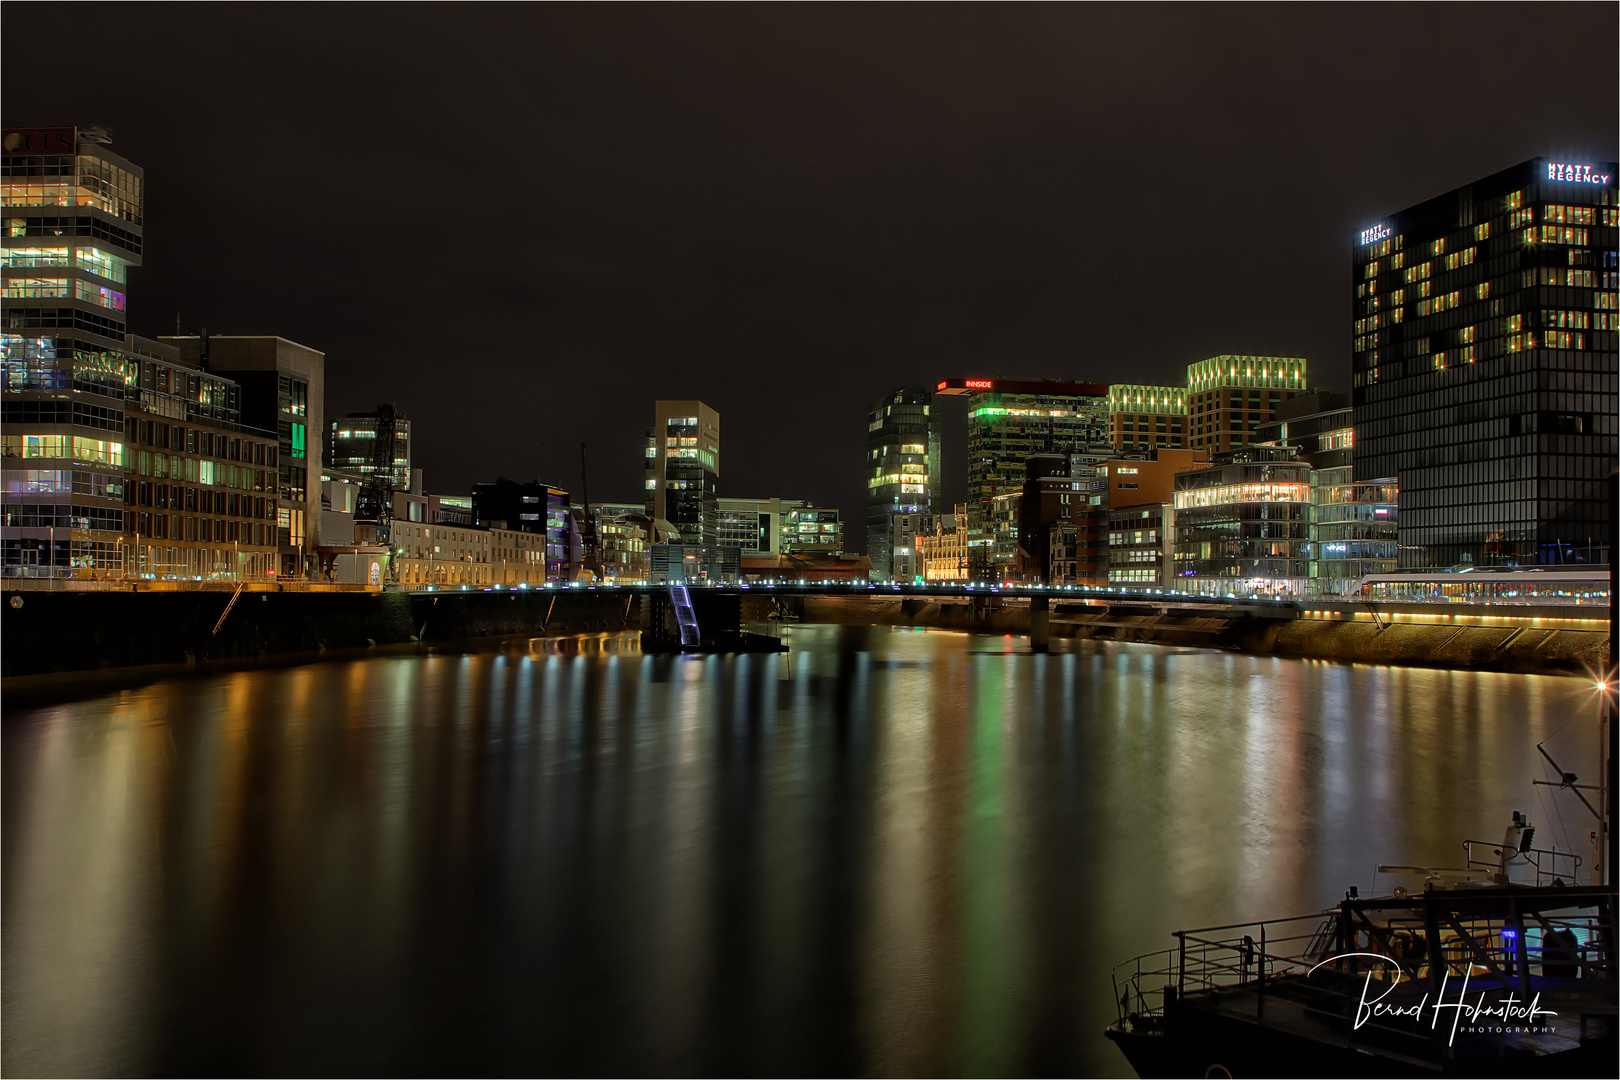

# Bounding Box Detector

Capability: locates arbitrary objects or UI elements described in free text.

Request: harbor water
[1,625,1604,1077]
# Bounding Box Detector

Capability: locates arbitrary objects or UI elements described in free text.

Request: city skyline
[2,6,1615,552]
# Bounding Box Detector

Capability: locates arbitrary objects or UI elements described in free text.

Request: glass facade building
[1255,391,1399,592]
[1351,156,1618,567]
[645,400,719,545]
[1172,446,1314,596]
[865,385,939,581]
[2,126,141,578]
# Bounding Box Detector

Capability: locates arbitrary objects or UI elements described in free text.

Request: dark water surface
[2,626,1604,1077]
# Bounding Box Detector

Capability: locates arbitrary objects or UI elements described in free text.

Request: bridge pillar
[1029,594,1051,652]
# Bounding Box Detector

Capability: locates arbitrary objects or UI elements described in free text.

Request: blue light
[1501,927,1518,940]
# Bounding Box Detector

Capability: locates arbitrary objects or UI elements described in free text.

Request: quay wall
[0,588,639,679]
[791,596,1608,678]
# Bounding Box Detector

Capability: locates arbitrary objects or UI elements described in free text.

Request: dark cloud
[5,5,1615,546]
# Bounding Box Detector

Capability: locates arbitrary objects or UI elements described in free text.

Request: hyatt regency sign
[1547,162,1611,184]
[1359,223,1392,246]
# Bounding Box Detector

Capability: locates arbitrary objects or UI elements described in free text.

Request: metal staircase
[669,584,701,647]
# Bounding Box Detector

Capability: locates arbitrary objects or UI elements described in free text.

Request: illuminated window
[1474,222,1490,241]
[73,280,125,310]
[0,246,70,269]
[2,276,71,299]
[74,246,128,283]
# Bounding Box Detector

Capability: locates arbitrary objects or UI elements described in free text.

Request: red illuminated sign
[2,127,76,155]
[965,380,993,389]
[936,381,948,390]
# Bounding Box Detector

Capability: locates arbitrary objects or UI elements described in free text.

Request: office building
[1107,384,1188,451]
[1352,156,1618,567]
[782,503,841,555]
[1172,446,1313,595]
[865,385,940,581]
[329,404,411,492]
[934,377,1110,578]
[1100,447,1209,587]
[717,496,785,556]
[164,334,325,577]
[119,335,280,579]
[1020,446,1206,586]
[645,400,719,544]
[472,477,574,580]
[2,125,141,578]
[648,542,739,584]
[1186,356,1308,453]
[1257,391,1399,592]
[1107,504,1174,586]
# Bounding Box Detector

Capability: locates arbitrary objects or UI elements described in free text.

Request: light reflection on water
[1,626,1602,1077]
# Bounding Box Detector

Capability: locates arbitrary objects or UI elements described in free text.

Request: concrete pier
[1029,594,1051,652]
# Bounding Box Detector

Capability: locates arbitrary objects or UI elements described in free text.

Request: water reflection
[1,626,1601,1076]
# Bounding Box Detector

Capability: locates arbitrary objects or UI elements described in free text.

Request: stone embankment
[1,587,642,680]
[790,596,1608,678]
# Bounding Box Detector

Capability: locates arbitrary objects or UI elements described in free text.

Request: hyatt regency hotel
[1352,156,1618,567]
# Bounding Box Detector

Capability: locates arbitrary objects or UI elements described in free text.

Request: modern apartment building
[865,385,939,580]
[1351,156,1618,567]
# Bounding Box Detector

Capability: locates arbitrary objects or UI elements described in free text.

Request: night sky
[5,6,1616,547]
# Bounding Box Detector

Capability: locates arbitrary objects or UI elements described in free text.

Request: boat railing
[1461,839,1584,886]
[1112,887,1617,1049]
[1111,911,1334,1026]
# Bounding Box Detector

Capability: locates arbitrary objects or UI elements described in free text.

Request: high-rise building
[2,125,141,578]
[934,377,1110,578]
[644,400,719,544]
[1351,156,1619,567]
[163,334,325,577]
[865,385,939,581]
[1186,356,1308,453]
[1107,384,1188,452]
[329,404,411,492]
